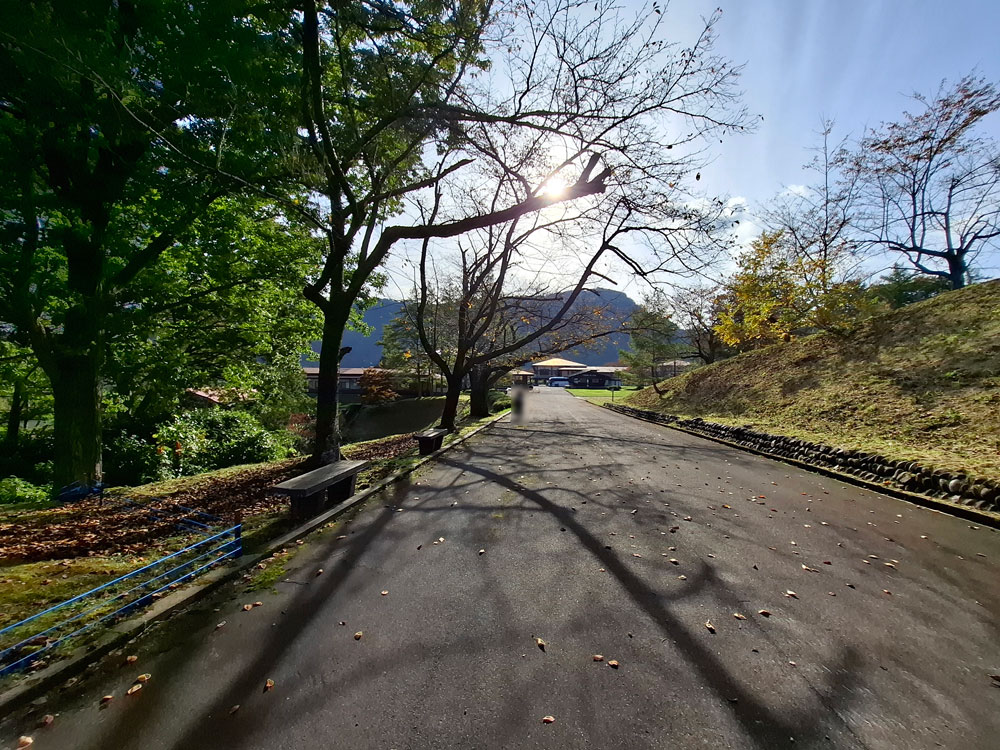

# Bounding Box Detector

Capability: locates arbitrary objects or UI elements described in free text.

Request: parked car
[547,377,570,387]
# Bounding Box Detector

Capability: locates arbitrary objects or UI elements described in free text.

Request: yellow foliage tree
[717,231,879,349]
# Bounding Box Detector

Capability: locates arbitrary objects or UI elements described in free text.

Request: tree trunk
[651,365,666,395]
[4,377,24,450]
[439,376,463,431]
[947,256,966,290]
[468,367,491,418]
[49,350,103,490]
[311,310,348,465]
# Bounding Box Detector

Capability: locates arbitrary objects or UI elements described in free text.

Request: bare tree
[844,74,1000,289]
[666,285,731,364]
[381,0,749,428]
[763,120,864,292]
[294,0,628,461]
[408,199,636,428]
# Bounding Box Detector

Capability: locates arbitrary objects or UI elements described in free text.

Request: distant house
[508,369,534,386]
[566,367,625,389]
[303,366,445,400]
[303,366,369,398]
[530,357,588,384]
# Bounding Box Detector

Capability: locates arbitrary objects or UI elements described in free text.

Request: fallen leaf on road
[535,637,547,651]
[705,621,716,633]
[828,592,836,596]
[479,549,485,555]
[733,613,746,620]
[677,575,687,580]
[801,565,819,573]
[229,705,240,715]
[882,589,892,596]
[683,516,692,522]
[593,654,604,662]
[788,661,797,667]
[542,716,556,724]
[100,695,113,706]
[215,621,226,630]
[263,679,275,692]
[316,569,323,576]
[758,610,771,617]
[669,558,679,565]
[632,553,643,558]
[784,590,799,599]
[608,660,619,669]
[822,561,831,565]
[354,631,363,640]
[242,604,253,611]
[125,654,138,664]
[846,583,856,589]
[884,562,896,569]
[254,601,263,607]
[381,590,388,596]
[127,684,143,696]
[39,716,54,728]
[136,673,151,683]
[17,737,33,748]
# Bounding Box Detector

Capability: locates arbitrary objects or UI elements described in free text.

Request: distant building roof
[531,357,588,368]
[572,367,626,375]
[509,369,535,376]
[302,367,382,376]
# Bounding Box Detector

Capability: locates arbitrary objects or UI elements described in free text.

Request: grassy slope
[627,280,1000,477]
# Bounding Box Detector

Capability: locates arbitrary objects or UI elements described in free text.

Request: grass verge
[626,280,1000,478]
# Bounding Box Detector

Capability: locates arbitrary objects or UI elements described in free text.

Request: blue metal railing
[0,524,242,677]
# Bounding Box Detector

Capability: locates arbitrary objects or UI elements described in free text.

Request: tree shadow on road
[435,443,868,750]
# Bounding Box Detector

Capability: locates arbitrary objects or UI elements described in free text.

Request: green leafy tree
[620,298,681,393]
[0,0,297,488]
[379,312,439,397]
[102,196,322,433]
[866,265,952,309]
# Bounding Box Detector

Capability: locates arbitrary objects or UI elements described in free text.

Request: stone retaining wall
[603,403,1000,513]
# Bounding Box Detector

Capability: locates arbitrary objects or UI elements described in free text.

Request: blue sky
[386,1,1000,298]
[663,0,1000,209]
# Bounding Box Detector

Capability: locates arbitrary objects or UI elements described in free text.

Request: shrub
[154,408,294,478]
[0,430,54,485]
[103,431,161,486]
[488,392,512,413]
[359,368,397,405]
[0,476,50,505]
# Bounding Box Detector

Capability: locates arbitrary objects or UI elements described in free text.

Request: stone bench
[272,460,369,518]
[415,428,449,455]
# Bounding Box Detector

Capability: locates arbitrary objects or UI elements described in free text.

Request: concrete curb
[596,401,1000,531]
[0,410,510,715]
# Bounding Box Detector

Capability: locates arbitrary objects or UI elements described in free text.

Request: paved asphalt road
[5,388,1000,750]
